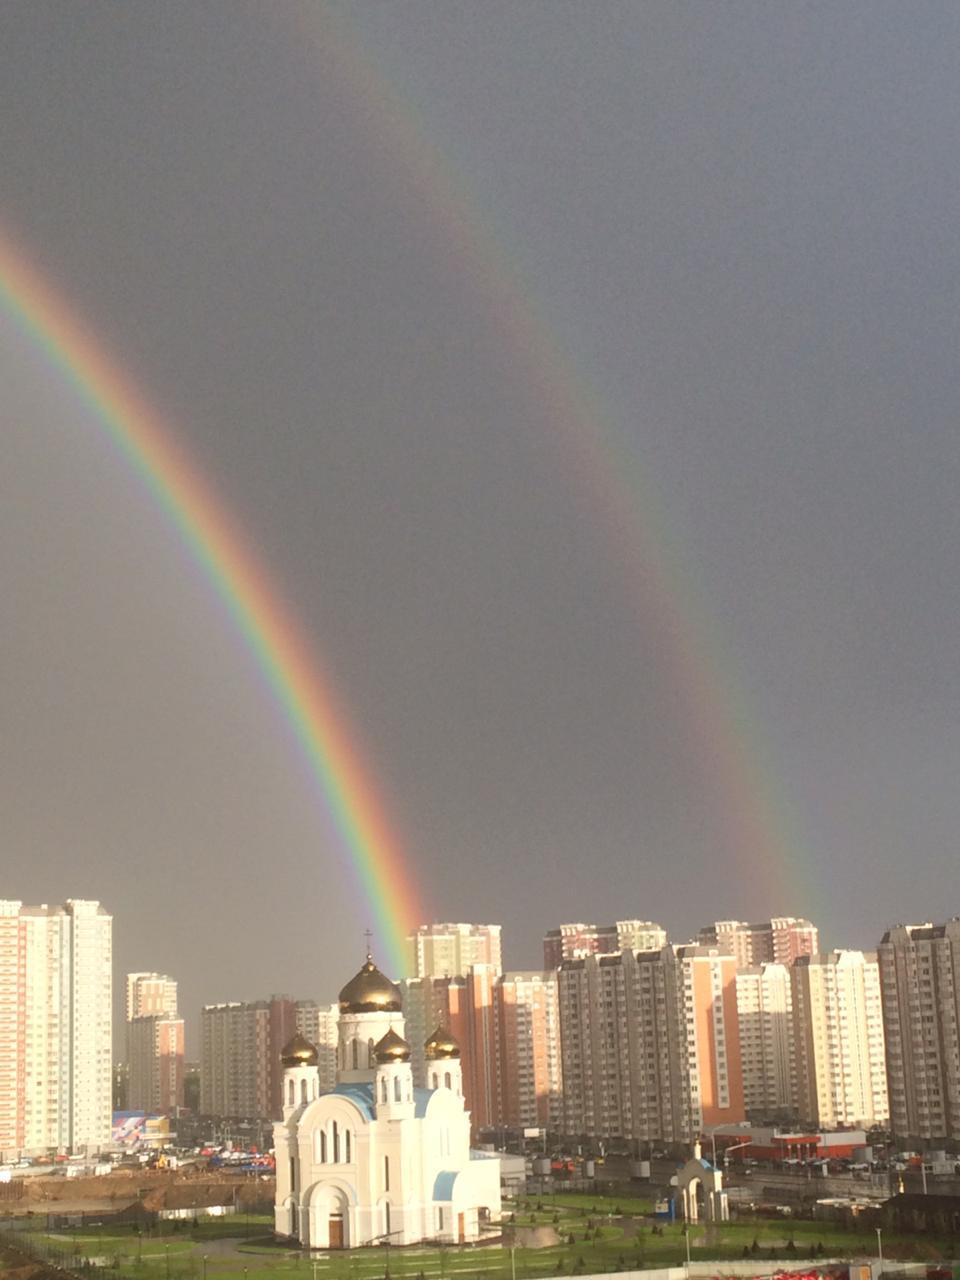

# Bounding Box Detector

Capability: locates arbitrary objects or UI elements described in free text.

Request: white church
[274,955,501,1249]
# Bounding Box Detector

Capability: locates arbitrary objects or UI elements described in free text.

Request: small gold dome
[280,1032,318,1067]
[425,1025,461,1060]
[339,956,402,1013]
[374,1028,411,1063]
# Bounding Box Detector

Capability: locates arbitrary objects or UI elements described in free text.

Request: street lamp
[875,1227,883,1278]
[202,1255,208,1280]
[165,1243,170,1280]
[684,1223,691,1279]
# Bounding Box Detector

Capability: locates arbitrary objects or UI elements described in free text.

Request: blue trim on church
[433,1171,459,1201]
[330,1082,375,1118]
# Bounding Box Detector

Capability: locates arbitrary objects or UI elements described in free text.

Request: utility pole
[875,1226,883,1278]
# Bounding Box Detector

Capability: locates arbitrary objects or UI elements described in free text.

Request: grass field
[3,1191,956,1280]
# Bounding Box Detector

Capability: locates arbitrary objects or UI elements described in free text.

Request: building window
[381,1077,388,1103]
[352,1040,359,1070]
[394,1076,402,1102]
[320,1130,327,1163]
[444,1072,452,1089]
[345,1129,351,1163]
[384,1155,390,1191]
[288,1079,295,1106]
[332,1120,339,1162]
[301,1079,308,1104]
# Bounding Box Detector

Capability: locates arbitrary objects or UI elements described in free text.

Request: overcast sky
[2,2,959,1037]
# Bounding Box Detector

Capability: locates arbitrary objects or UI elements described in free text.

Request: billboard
[112,1111,170,1145]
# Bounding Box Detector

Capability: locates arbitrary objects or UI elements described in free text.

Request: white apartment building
[294,1000,340,1093]
[792,950,888,1130]
[735,963,795,1118]
[0,899,112,1158]
[879,920,960,1140]
[406,923,502,979]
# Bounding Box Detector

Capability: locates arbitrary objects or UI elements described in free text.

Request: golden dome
[425,1025,461,1060]
[280,1032,318,1067]
[338,956,402,1013]
[374,1028,411,1063]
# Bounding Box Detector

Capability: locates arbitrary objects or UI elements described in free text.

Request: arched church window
[320,1130,327,1163]
[368,1038,376,1066]
[301,1079,308,1104]
[431,1072,439,1089]
[332,1120,340,1163]
[381,1077,388,1104]
[344,1129,351,1163]
[394,1076,402,1102]
[288,1079,295,1106]
[351,1040,359,1070]
[444,1072,451,1089]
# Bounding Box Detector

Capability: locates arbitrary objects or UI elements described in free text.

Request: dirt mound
[0,1240,67,1280]
[504,1225,562,1249]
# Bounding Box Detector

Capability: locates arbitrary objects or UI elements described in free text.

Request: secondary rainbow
[0,225,419,976]
[301,8,808,909]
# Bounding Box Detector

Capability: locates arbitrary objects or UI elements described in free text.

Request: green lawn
[4,1191,956,1280]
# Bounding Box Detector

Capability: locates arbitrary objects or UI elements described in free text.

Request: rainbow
[299,8,807,910]
[0,224,419,976]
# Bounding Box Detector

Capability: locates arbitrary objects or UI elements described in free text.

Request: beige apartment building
[0,899,112,1158]
[792,950,888,1129]
[125,971,183,1116]
[558,946,744,1145]
[127,1014,184,1114]
[700,918,818,969]
[126,972,178,1020]
[735,963,795,1119]
[495,971,562,1131]
[200,1000,272,1118]
[878,920,960,1140]
[406,923,502,979]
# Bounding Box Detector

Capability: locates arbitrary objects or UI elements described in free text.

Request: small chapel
[274,955,501,1249]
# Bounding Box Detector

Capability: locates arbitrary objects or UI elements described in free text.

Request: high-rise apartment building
[544,923,619,969]
[127,1015,184,1115]
[558,946,743,1145]
[126,973,178,1020]
[495,971,562,1131]
[878,920,960,1140]
[699,918,818,969]
[125,972,183,1116]
[792,951,888,1129]
[294,1000,340,1093]
[543,921,667,969]
[201,994,324,1119]
[201,1001,272,1119]
[0,899,112,1157]
[406,924,502,979]
[615,921,669,954]
[735,963,795,1119]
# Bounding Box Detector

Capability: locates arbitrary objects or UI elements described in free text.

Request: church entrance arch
[304,1181,353,1249]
